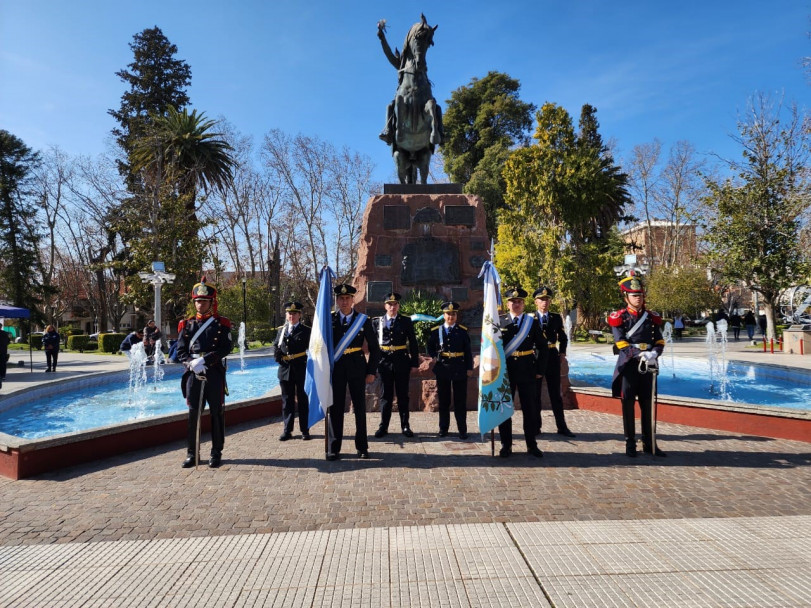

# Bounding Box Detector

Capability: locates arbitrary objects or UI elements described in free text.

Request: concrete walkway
[1,339,809,606]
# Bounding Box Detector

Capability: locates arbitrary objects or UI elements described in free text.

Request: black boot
[626,439,638,458]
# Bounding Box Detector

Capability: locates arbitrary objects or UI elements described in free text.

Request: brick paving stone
[0,410,808,545]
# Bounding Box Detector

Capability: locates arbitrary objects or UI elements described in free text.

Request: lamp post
[613,254,649,279]
[138,261,176,336]
[241,276,248,326]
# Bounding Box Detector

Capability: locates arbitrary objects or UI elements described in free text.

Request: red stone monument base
[354,355,578,414]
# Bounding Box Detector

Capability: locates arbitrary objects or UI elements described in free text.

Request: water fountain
[152,339,166,388]
[704,320,730,398]
[662,321,675,378]
[127,342,149,402]
[238,322,247,372]
[563,315,573,345]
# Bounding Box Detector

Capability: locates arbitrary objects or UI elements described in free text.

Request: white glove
[641,351,658,362]
[189,357,207,374]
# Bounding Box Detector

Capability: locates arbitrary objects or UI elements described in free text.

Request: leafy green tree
[109,26,191,176]
[645,264,720,318]
[131,106,234,212]
[704,94,810,340]
[498,103,632,329]
[442,72,535,236]
[0,130,48,315]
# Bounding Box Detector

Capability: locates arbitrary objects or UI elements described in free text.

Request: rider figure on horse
[377,15,444,184]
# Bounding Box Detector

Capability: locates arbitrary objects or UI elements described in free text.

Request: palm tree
[131,106,235,212]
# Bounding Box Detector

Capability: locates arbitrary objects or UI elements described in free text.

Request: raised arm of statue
[377,22,400,69]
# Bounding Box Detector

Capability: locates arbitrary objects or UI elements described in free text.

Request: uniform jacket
[42,330,61,352]
[535,311,568,355]
[119,332,141,352]
[373,313,419,371]
[427,323,473,381]
[176,315,233,374]
[608,307,665,397]
[274,322,311,381]
[332,310,381,379]
[500,313,548,380]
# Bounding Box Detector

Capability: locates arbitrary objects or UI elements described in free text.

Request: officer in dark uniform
[533,286,576,437]
[427,301,474,438]
[373,292,419,438]
[497,287,547,458]
[176,277,233,468]
[607,273,666,457]
[275,301,311,441]
[329,283,381,460]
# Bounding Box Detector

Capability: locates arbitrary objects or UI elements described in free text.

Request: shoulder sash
[334,313,368,361]
[503,314,532,357]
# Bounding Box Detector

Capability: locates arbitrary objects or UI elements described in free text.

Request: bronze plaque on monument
[383,206,410,230]
[367,281,393,302]
[445,205,476,226]
[401,239,460,285]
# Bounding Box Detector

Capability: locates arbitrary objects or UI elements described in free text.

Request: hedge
[67,335,90,352]
[99,333,126,353]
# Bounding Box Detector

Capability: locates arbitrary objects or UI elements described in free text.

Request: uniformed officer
[275,301,311,441]
[607,273,666,457]
[427,301,474,438]
[373,292,419,438]
[176,277,233,468]
[329,283,381,460]
[497,287,547,458]
[533,287,576,438]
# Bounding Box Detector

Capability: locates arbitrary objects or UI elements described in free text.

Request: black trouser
[329,363,368,455]
[499,377,538,450]
[378,361,411,431]
[620,366,655,447]
[536,351,568,434]
[436,376,467,435]
[0,353,7,379]
[46,350,59,370]
[184,372,226,456]
[280,375,309,435]
[732,327,741,340]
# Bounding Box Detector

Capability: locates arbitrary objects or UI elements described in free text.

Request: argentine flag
[305,266,335,428]
[477,261,514,435]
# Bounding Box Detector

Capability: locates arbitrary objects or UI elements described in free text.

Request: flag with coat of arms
[305,265,335,428]
[477,261,514,435]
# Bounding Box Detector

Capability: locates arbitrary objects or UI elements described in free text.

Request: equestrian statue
[378,14,444,184]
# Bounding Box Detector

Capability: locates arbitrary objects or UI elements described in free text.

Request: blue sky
[1,1,809,183]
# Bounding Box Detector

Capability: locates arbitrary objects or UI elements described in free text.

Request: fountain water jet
[662,321,675,378]
[127,342,149,402]
[238,322,247,373]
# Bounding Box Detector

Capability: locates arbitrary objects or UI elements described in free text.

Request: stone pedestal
[352,185,489,329]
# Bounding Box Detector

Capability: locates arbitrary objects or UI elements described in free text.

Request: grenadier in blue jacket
[607,273,666,457]
[176,277,233,469]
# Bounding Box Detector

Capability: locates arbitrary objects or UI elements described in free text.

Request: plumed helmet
[191,277,217,301]
[618,271,645,294]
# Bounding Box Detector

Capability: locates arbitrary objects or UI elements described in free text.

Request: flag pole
[489,239,496,458]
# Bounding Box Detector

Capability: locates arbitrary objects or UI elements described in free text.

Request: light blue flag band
[305,266,335,429]
[477,261,514,436]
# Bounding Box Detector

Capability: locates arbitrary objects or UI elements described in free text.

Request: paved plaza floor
[1,407,809,606]
[1,338,809,606]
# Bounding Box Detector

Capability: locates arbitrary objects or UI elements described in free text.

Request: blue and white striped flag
[477,261,513,435]
[305,266,335,428]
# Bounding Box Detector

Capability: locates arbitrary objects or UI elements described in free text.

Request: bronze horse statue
[378,15,444,184]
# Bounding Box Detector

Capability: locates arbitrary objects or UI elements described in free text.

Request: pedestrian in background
[43,325,60,372]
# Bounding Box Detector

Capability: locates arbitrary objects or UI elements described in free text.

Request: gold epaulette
[459,324,468,331]
[431,325,441,331]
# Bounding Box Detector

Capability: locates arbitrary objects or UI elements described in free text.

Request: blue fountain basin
[0,357,280,440]
[568,352,811,412]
